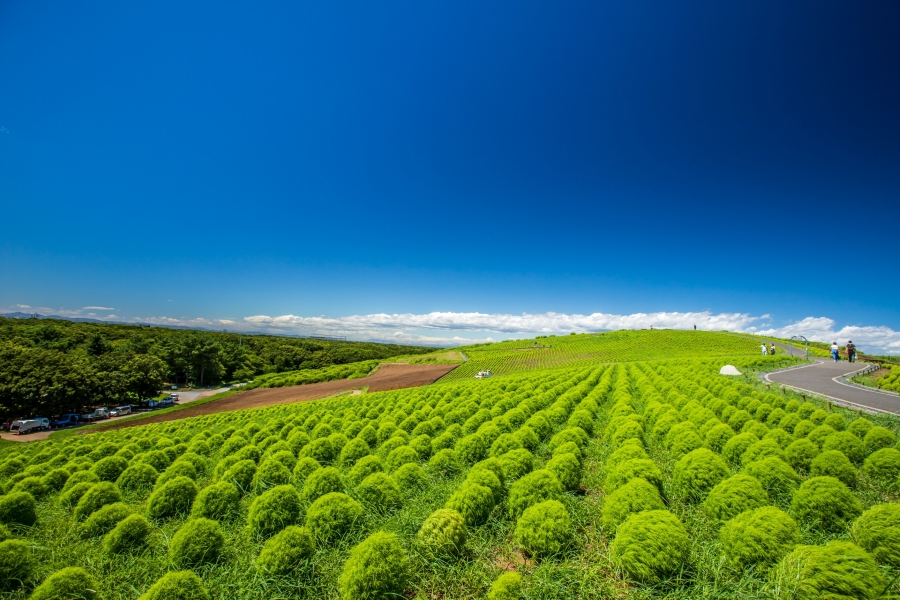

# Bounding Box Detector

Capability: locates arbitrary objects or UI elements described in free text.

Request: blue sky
[1,1,899,352]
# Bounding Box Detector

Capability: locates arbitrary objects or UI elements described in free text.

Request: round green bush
[810,450,857,488]
[445,482,495,526]
[416,508,467,556]
[605,459,664,495]
[11,477,47,499]
[864,426,897,454]
[862,447,900,484]
[742,438,788,466]
[385,446,419,473]
[339,438,371,467]
[306,492,364,542]
[427,449,460,476]
[155,461,198,489]
[147,476,198,520]
[169,518,225,567]
[851,503,900,569]
[514,426,540,451]
[552,441,583,464]
[40,468,71,492]
[339,531,409,600]
[508,470,563,519]
[791,476,862,532]
[233,444,261,463]
[671,448,730,502]
[252,459,293,493]
[59,482,94,509]
[764,427,794,449]
[73,482,122,521]
[392,462,427,490]
[610,510,689,584]
[116,463,158,491]
[467,467,503,504]
[92,456,128,482]
[455,433,487,465]
[0,523,10,541]
[299,437,335,464]
[743,457,799,502]
[785,438,820,472]
[0,539,33,590]
[490,433,523,458]
[137,570,209,600]
[293,456,323,485]
[705,422,735,453]
[807,424,837,448]
[221,459,257,494]
[261,449,293,473]
[720,506,800,569]
[30,567,98,600]
[670,429,704,458]
[545,452,581,491]
[743,420,770,440]
[498,449,534,482]
[248,485,302,538]
[703,474,769,523]
[80,502,131,538]
[772,540,884,600]
[722,433,759,466]
[848,417,873,438]
[62,469,99,491]
[191,481,240,521]
[823,413,846,431]
[409,433,432,458]
[822,431,865,464]
[607,441,649,469]
[487,571,522,600]
[103,513,152,554]
[515,499,572,558]
[256,525,314,575]
[601,477,665,535]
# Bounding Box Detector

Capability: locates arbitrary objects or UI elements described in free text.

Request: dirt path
[94,363,458,432]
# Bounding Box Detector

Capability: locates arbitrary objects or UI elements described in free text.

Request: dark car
[52,414,82,428]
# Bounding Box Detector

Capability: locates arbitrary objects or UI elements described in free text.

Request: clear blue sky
[1,1,899,345]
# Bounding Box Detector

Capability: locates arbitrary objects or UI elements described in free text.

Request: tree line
[0,317,434,420]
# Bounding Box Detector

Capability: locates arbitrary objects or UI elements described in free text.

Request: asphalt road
[766,359,900,415]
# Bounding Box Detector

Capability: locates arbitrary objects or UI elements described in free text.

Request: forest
[0,317,433,420]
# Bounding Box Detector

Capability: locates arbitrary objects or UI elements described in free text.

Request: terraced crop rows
[1,351,899,599]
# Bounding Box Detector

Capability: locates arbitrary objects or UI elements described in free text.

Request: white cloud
[755,317,900,356]
[83,306,115,311]
[15,304,30,309]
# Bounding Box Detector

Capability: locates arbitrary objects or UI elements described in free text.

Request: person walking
[769,343,776,356]
[761,343,768,356]
[831,341,840,362]
[847,340,856,363]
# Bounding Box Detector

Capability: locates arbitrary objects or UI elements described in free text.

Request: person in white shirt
[831,342,840,362]
[761,343,768,356]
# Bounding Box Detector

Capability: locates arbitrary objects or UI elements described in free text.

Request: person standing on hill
[831,341,840,362]
[847,340,856,363]
[769,343,776,355]
[761,343,768,356]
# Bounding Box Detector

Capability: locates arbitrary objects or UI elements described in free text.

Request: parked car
[52,414,82,428]
[1,420,12,432]
[9,418,49,434]
[94,407,110,419]
[110,405,132,417]
[80,413,97,423]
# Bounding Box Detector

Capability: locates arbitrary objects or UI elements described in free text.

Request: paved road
[766,359,900,415]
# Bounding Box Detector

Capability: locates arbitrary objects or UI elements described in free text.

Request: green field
[1,330,899,600]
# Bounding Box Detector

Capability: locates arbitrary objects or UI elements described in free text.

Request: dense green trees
[0,317,432,420]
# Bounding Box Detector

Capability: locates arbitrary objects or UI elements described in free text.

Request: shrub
[508,470,563,519]
[607,442,649,469]
[545,452,581,491]
[743,457,799,502]
[605,459,664,495]
[385,446,419,473]
[427,449,461,476]
[0,539,33,590]
[302,466,344,503]
[822,431,865,464]
[29,568,98,600]
[392,463,427,490]
[221,459,257,494]
[299,438,335,464]
[703,474,769,523]
[705,422,735,453]
[306,492,364,542]
[339,531,409,600]
[355,472,401,510]
[498,449,534,482]
[252,459,293,493]
[170,518,225,567]
[490,433,523,458]
[722,433,759,466]
[156,461,198,488]
[672,448,730,502]
[117,463,159,491]
[191,481,240,521]
[514,426,540,451]
[59,482,94,509]
[791,476,862,532]
[103,514,152,554]
[864,426,897,454]
[785,438,820,472]
[742,439,787,466]
[256,525,315,575]
[848,417,873,438]
[853,503,900,567]
[137,570,210,600]
[764,428,794,449]
[11,477,47,499]
[601,477,665,535]
[720,506,800,570]
[515,499,572,558]
[416,508,467,556]
[810,450,856,488]
[80,502,131,538]
[263,449,294,473]
[862,448,900,484]
[487,571,522,600]
[0,523,9,542]
[823,413,846,431]
[293,456,323,485]
[91,456,128,482]
[772,541,884,600]
[40,468,70,492]
[147,476,198,520]
[445,482,496,526]
[339,438,371,467]
[248,485,302,538]
[73,482,122,522]
[609,510,689,584]
[455,434,487,465]
[807,424,836,448]
[467,467,503,504]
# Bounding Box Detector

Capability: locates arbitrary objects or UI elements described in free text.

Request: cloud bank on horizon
[4,306,899,355]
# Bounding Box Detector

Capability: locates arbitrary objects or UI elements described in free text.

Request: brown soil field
[95,363,458,432]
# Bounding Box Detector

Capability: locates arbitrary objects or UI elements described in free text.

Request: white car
[9,418,49,434]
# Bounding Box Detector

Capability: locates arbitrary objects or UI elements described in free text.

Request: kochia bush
[609,510,689,584]
[306,492,364,542]
[256,525,314,576]
[743,457,800,502]
[671,448,730,502]
[91,456,129,482]
[117,463,159,492]
[169,518,225,567]
[601,477,665,535]
[703,474,769,523]
[191,481,240,521]
[486,571,522,600]
[810,450,857,488]
[852,503,900,567]
[147,476,198,520]
[137,570,210,600]
[822,431,865,464]
[339,531,409,600]
[862,448,900,484]
[103,514,152,555]
[355,472,402,511]
[722,433,759,466]
[0,539,33,590]
[515,499,573,558]
[863,426,896,454]
[416,508,467,556]
[545,452,581,491]
[392,462,427,490]
[0,492,37,527]
[79,502,131,538]
[427,449,461,476]
[784,438,820,473]
[772,541,884,600]
[445,482,495,526]
[508,470,563,519]
[498,449,534,482]
[605,459,664,495]
[248,485,302,538]
[302,466,345,503]
[74,482,123,521]
[221,459,257,495]
[790,476,862,532]
[719,506,800,570]
[30,567,98,600]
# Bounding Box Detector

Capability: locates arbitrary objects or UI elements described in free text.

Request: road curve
[766,359,900,415]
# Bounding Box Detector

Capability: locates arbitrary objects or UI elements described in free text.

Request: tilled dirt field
[94,363,458,432]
